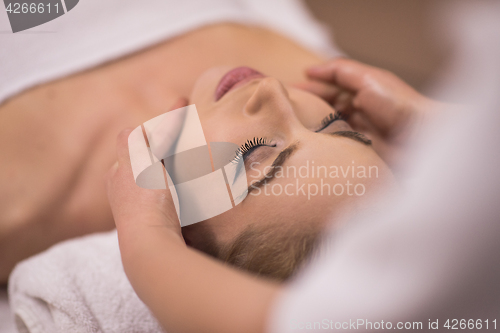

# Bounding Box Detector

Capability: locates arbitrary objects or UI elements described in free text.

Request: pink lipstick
[215,67,265,101]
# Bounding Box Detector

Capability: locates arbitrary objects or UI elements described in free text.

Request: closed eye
[232,137,276,163]
[315,112,343,132]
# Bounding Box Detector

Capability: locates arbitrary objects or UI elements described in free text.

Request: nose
[243,77,295,118]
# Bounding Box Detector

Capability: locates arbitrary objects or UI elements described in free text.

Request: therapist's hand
[106,98,188,294]
[107,98,187,247]
[297,58,441,168]
[106,98,278,333]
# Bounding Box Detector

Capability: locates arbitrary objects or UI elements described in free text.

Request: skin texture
[108,60,442,333]
[183,66,396,248]
[108,128,280,333]
[0,23,325,283]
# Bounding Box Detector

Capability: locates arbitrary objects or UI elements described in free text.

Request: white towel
[8,231,164,333]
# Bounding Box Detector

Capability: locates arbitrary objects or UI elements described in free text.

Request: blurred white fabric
[0,0,339,105]
[0,289,16,333]
[269,2,500,332]
[8,231,162,333]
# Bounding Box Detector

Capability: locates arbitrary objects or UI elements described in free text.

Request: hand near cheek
[106,98,188,286]
[105,99,278,333]
[296,58,442,168]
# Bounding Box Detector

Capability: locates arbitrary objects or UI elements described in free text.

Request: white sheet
[9,231,162,333]
[0,0,339,105]
[0,288,16,333]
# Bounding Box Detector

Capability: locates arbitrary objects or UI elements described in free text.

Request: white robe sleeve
[268,2,500,332]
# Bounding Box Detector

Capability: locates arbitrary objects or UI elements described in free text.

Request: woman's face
[183,66,396,246]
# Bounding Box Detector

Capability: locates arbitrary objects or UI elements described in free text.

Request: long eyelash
[318,112,343,132]
[232,137,271,164]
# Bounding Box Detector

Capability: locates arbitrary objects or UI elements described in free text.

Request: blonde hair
[218,223,321,281]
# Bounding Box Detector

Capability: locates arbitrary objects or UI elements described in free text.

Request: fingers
[107,98,189,243]
[293,80,341,104]
[149,98,190,160]
[107,128,146,229]
[111,97,188,202]
[307,58,377,92]
[294,80,355,117]
[299,58,378,117]
[117,128,134,167]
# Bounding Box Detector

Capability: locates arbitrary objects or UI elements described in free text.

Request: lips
[215,67,265,101]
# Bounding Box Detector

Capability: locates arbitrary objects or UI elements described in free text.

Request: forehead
[286,133,376,167]
[245,136,380,198]
[203,135,389,244]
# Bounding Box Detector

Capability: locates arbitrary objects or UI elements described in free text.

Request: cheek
[317,145,396,203]
[199,112,247,144]
[193,156,394,246]
[190,67,231,107]
[289,88,335,129]
[190,77,212,105]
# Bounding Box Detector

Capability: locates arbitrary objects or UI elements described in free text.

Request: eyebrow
[246,130,371,194]
[326,130,372,146]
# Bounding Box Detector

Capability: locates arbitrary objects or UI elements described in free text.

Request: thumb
[107,102,189,244]
[108,128,177,228]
